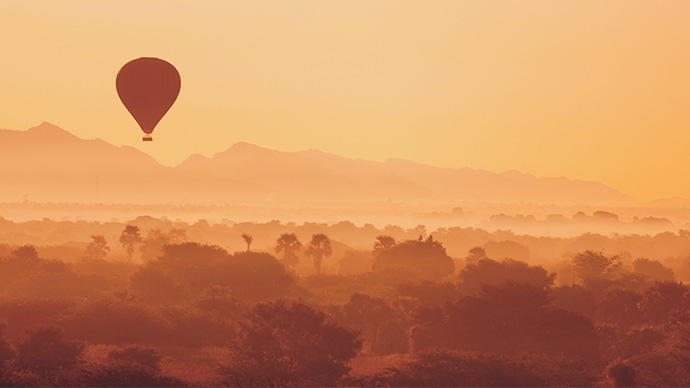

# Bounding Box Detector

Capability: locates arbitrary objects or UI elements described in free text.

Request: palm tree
[275,233,301,268]
[305,233,332,275]
[119,225,142,264]
[241,233,253,252]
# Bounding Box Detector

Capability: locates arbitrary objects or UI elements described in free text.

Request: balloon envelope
[116,57,181,136]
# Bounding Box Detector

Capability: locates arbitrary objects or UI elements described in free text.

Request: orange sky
[1,1,690,202]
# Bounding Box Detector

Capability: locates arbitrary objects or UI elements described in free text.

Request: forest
[0,216,690,386]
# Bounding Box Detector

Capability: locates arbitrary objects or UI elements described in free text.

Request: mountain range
[0,122,636,206]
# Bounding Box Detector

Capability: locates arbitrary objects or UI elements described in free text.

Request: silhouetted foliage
[10,245,39,262]
[130,266,183,304]
[240,233,253,252]
[572,250,622,285]
[598,288,644,330]
[59,299,173,346]
[413,282,601,358]
[1,218,690,386]
[373,235,396,251]
[194,285,248,317]
[220,300,362,386]
[371,236,454,282]
[620,322,690,386]
[119,225,142,264]
[372,348,545,387]
[167,228,187,244]
[0,246,98,300]
[552,284,599,321]
[85,235,109,261]
[640,281,690,325]
[138,228,187,263]
[342,293,408,354]
[16,326,83,374]
[275,233,302,268]
[633,258,675,282]
[459,257,555,294]
[82,345,184,387]
[305,233,332,275]
[465,246,487,265]
[139,229,169,263]
[225,251,296,299]
[132,243,295,303]
[612,328,664,360]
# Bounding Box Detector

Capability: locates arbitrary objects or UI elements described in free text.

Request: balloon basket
[142,135,153,142]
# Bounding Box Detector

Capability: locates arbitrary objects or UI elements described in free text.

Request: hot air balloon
[116,57,181,141]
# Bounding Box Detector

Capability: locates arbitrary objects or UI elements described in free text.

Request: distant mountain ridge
[0,122,266,204]
[0,122,636,205]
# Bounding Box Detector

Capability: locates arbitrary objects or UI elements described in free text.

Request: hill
[0,122,635,206]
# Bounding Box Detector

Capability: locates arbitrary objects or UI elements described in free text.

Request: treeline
[3,216,690,275]
[0,225,689,386]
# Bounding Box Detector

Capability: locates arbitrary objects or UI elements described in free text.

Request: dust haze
[0,123,690,386]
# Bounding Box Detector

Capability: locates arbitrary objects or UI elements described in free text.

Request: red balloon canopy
[116,57,181,138]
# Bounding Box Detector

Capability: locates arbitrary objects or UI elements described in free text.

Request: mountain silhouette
[179,142,436,203]
[178,140,635,205]
[0,122,266,204]
[0,123,635,205]
[381,158,634,204]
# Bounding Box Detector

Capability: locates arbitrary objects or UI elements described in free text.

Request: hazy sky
[1,1,690,201]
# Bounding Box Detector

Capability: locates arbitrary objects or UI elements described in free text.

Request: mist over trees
[0,216,689,386]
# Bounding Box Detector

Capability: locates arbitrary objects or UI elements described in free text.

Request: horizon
[2,1,690,201]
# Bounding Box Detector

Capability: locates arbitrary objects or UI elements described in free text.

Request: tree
[465,246,487,265]
[342,293,399,353]
[132,243,295,302]
[373,235,396,251]
[371,236,454,282]
[640,281,690,325]
[241,233,253,252]
[632,258,675,282]
[622,322,690,386]
[10,245,39,261]
[2,245,41,277]
[167,228,187,244]
[139,229,169,262]
[275,233,301,268]
[598,288,644,330]
[17,326,83,374]
[119,225,142,264]
[83,345,184,387]
[458,258,555,295]
[221,300,362,386]
[305,233,332,275]
[140,228,188,262]
[368,348,544,388]
[85,235,109,261]
[571,250,621,284]
[412,282,601,358]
